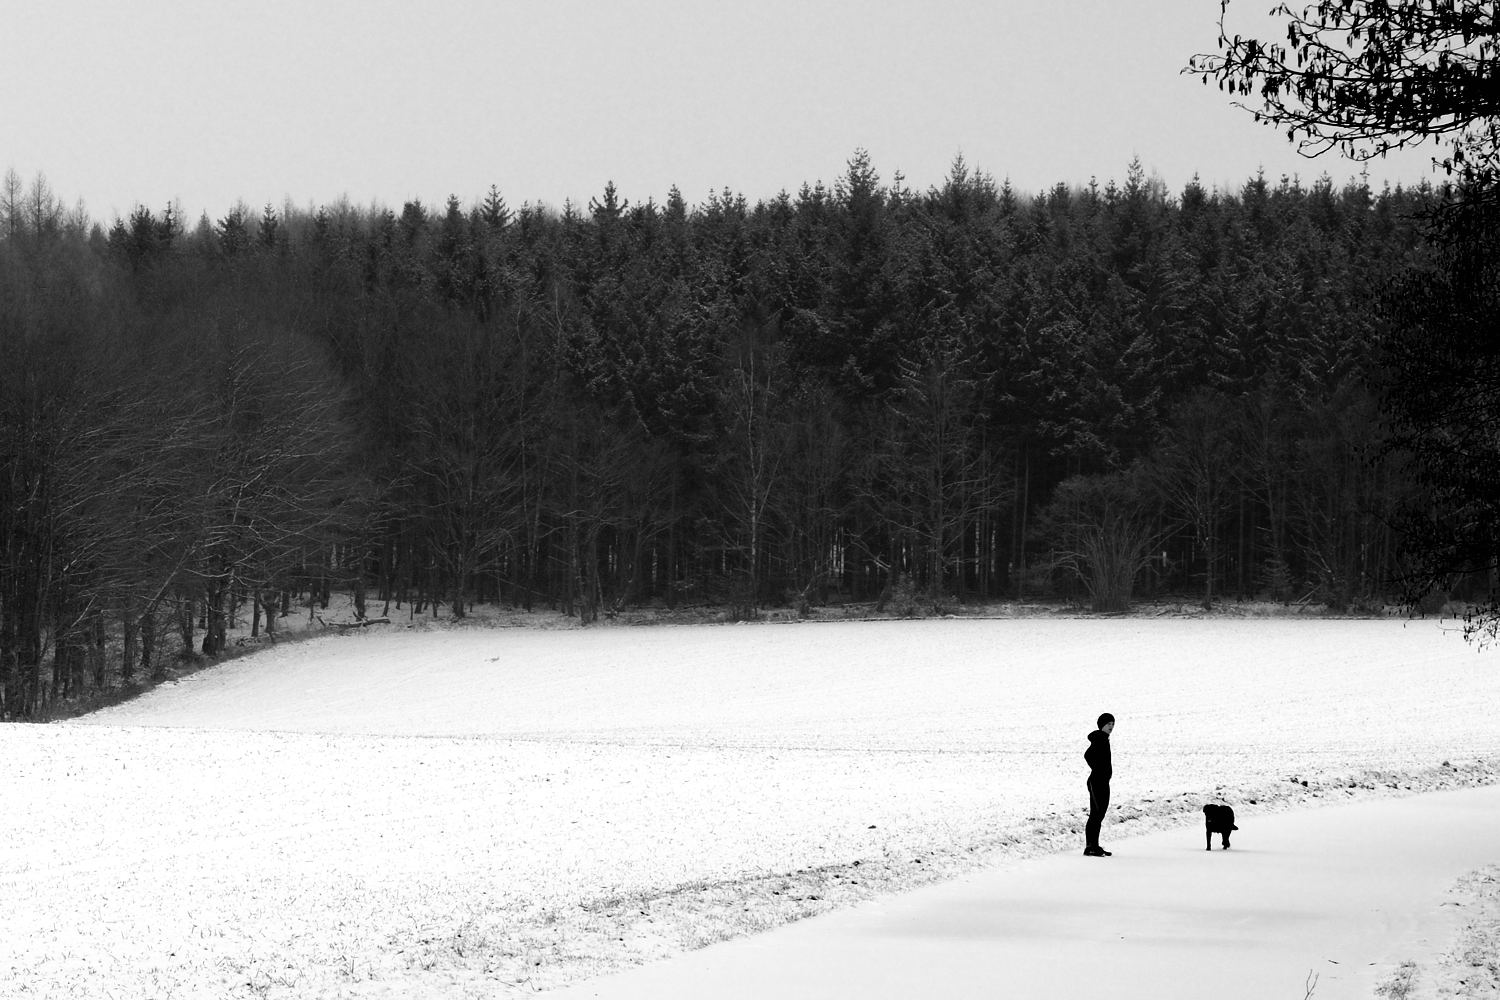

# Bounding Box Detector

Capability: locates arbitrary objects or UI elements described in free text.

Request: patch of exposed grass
[1375,960,1418,999]
[1445,867,1500,998]
[1391,866,1500,1000]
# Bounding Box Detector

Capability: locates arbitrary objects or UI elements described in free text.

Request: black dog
[1202,804,1238,850]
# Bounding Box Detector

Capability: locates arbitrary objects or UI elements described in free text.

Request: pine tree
[480,185,511,231]
[216,205,251,257]
[257,204,279,250]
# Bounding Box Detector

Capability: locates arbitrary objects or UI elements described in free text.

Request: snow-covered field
[5,615,1499,998]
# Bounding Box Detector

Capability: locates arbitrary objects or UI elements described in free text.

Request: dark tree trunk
[262,591,278,635]
[20,594,41,718]
[201,581,227,655]
[179,596,195,659]
[121,602,139,685]
[91,613,106,690]
[143,605,163,682]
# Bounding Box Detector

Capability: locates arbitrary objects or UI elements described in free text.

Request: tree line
[1191,0,1500,645]
[0,154,1451,717]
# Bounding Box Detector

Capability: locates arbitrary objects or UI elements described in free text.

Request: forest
[0,152,1452,718]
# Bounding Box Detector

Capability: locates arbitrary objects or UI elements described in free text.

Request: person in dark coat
[1084,712,1115,857]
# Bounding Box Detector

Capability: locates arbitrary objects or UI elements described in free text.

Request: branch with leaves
[1187,0,1500,183]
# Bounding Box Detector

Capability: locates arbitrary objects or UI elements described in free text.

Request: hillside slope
[12,616,1497,997]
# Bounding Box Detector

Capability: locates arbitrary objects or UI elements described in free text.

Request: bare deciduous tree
[1041,465,1165,614]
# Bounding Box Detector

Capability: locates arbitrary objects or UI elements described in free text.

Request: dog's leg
[1206,830,1212,851]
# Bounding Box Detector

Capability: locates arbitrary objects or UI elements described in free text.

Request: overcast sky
[3,0,1448,225]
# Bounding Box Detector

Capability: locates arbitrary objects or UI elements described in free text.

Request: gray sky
[3,0,1448,224]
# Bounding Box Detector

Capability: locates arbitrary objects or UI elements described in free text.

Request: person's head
[1097,712,1115,733]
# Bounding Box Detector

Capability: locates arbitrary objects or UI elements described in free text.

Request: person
[1084,712,1115,857]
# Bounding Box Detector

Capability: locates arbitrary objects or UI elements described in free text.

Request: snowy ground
[4,615,1499,997]
[546,787,1500,1000]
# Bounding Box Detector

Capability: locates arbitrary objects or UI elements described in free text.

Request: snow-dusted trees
[1149,391,1238,611]
[867,334,1009,603]
[187,326,355,655]
[0,188,156,712]
[1191,0,1500,633]
[1,191,361,715]
[404,316,533,620]
[0,156,1451,712]
[710,322,788,617]
[1380,200,1500,634]
[769,377,847,614]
